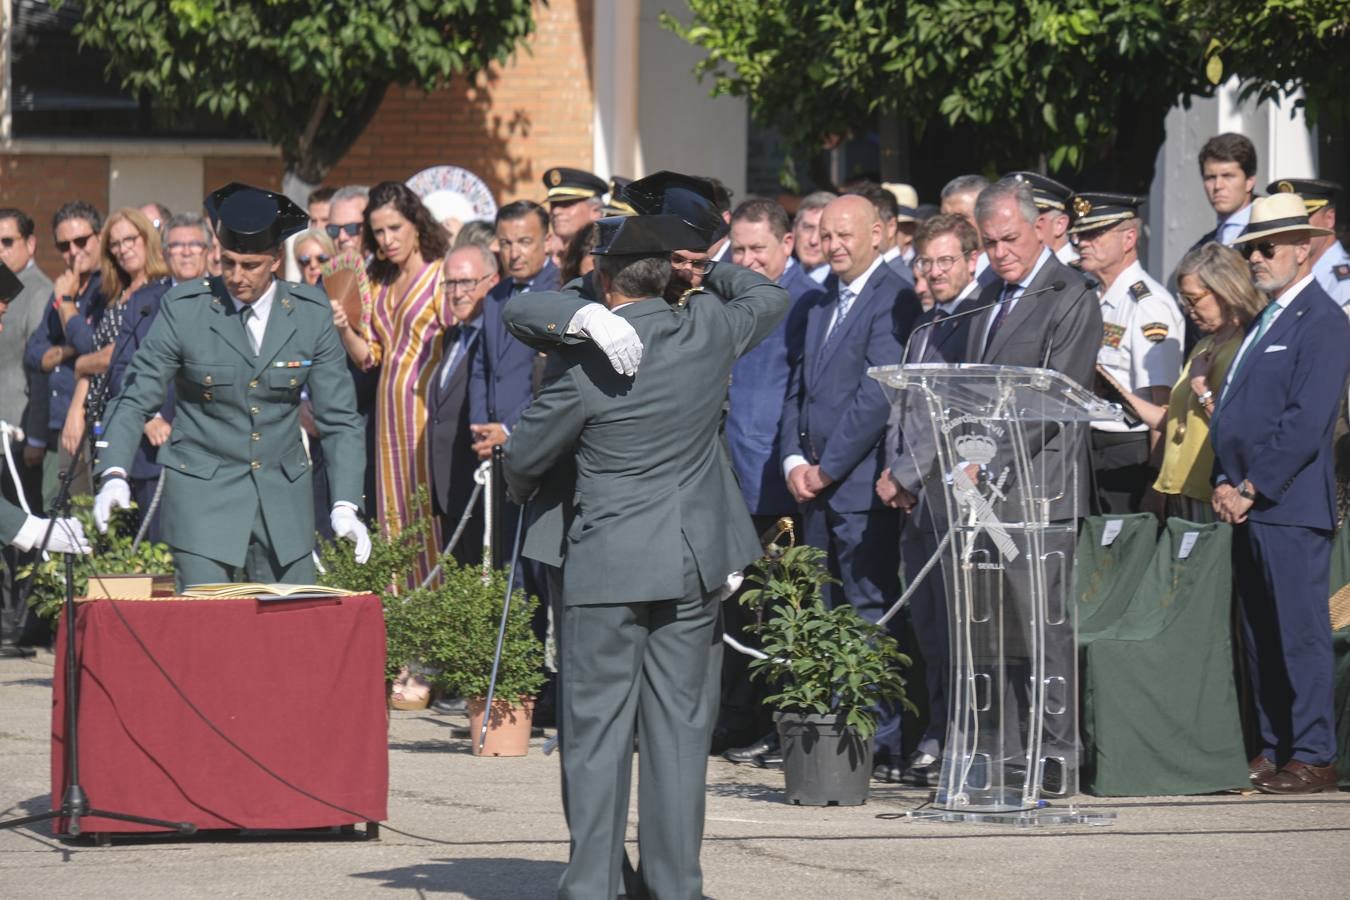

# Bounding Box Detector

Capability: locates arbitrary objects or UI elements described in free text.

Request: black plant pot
[775,711,872,806]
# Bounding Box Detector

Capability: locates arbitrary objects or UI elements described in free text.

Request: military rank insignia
[1102,322,1125,348]
[1141,322,1169,343]
[1335,264,1350,282]
[1128,280,1151,301]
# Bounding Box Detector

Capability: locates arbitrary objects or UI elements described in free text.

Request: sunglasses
[299,253,330,267]
[55,233,96,253]
[1238,241,1279,260]
[325,223,362,239]
[0,236,17,248]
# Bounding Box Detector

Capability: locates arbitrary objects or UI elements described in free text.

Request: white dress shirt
[231,279,277,354]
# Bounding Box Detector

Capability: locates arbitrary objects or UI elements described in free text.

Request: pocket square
[1263,344,1287,353]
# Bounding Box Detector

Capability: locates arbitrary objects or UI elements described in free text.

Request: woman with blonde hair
[291,227,338,286]
[1126,242,1267,520]
[61,207,169,456]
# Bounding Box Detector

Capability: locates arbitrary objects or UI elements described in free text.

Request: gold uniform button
[249,379,258,389]
[204,375,213,385]
[251,432,260,441]
[250,406,260,415]
[178,463,186,469]
[250,460,261,470]
[202,391,213,401]
[289,377,297,387]
[546,323,557,332]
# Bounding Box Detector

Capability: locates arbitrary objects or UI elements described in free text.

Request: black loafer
[724,733,779,765]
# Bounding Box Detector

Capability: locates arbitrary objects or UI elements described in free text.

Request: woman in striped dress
[332,182,451,589]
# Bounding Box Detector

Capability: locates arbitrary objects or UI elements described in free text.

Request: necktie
[240,305,259,355]
[1224,301,1278,387]
[921,309,948,361]
[825,285,855,343]
[983,283,1019,357]
[440,325,475,390]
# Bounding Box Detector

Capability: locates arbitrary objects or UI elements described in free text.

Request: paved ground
[2,648,1348,899]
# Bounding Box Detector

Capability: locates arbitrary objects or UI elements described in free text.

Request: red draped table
[50,594,388,836]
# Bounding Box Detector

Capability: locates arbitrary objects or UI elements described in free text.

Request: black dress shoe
[752,750,783,768]
[724,733,778,765]
[430,696,468,716]
[1248,754,1276,783]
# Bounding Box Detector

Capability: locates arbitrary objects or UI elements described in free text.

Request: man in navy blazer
[1210,193,1350,795]
[874,213,982,784]
[780,193,922,768]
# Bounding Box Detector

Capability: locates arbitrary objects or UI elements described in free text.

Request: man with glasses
[1210,192,1350,795]
[1069,192,1183,514]
[428,244,498,566]
[0,208,52,651]
[102,211,216,543]
[24,201,104,500]
[326,185,369,254]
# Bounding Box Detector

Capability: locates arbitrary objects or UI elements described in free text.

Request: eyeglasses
[55,233,95,253]
[670,253,713,274]
[326,222,362,239]
[167,240,208,254]
[914,255,962,274]
[109,234,143,254]
[299,254,331,267]
[442,274,492,294]
[1238,241,1279,260]
[1178,289,1212,309]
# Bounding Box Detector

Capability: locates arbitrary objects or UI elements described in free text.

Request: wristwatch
[1238,480,1257,501]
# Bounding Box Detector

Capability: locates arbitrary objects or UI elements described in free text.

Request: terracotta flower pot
[466,697,535,757]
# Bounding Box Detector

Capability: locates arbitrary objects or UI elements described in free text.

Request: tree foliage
[1190,0,1350,127]
[666,1,1211,185]
[65,0,537,184]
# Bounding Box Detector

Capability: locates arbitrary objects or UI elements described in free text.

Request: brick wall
[0,0,593,277]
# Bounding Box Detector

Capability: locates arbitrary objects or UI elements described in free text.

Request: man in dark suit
[719,196,822,762]
[874,213,982,784]
[427,244,498,566]
[1210,193,1350,794]
[503,215,789,900]
[964,177,1101,791]
[779,193,922,771]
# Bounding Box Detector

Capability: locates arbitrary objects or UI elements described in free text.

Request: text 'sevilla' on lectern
[870,363,1119,826]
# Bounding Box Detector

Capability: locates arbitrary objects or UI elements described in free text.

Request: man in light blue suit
[1210,193,1350,795]
[779,193,923,771]
[719,196,823,762]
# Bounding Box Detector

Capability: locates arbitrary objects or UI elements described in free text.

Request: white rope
[131,471,166,552]
[0,422,31,514]
[478,459,493,582]
[418,461,490,589]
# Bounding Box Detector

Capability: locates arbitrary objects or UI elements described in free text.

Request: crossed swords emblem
[950,462,1019,562]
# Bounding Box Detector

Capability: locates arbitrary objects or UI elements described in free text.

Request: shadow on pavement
[352,857,564,898]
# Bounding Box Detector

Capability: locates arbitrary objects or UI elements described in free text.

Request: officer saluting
[1070,191,1185,514]
[93,183,371,588]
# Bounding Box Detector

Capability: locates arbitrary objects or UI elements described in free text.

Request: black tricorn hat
[204,182,309,254]
[0,262,23,304]
[618,171,728,247]
[590,214,708,257]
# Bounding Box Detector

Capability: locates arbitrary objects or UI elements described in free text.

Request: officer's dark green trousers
[172,502,315,591]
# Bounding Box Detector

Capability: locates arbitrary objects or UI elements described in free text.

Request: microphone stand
[0,304,194,840]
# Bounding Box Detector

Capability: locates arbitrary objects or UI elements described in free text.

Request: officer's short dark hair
[915,213,980,257]
[1198,133,1257,178]
[0,208,35,239]
[307,185,337,207]
[705,177,733,214]
[496,200,549,234]
[595,254,670,299]
[730,197,790,240]
[53,201,102,235]
[852,182,899,224]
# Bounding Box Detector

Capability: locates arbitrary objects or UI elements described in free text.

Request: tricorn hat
[204,182,308,254]
[590,214,708,257]
[618,171,728,247]
[1234,192,1333,245]
[1266,177,1342,216]
[0,262,23,304]
[1068,191,1144,234]
[605,176,637,217]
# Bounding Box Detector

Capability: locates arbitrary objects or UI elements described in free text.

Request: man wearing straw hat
[1210,191,1350,794]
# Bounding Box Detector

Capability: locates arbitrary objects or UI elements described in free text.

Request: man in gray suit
[503,213,789,900]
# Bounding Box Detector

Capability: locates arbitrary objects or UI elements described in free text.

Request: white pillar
[591,0,640,182]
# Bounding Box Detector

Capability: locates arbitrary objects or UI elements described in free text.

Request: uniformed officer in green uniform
[92,184,370,588]
[502,211,789,900]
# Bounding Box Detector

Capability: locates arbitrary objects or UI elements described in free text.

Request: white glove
[567,303,644,376]
[330,505,371,564]
[93,478,132,533]
[11,515,92,554]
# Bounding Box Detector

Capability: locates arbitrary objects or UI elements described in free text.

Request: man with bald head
[779,192,922,772]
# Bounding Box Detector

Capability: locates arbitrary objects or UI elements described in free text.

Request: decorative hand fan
[320,250,373,339]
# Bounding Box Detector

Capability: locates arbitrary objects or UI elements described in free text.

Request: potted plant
[418,562,546,756]
[740,544,913,806]
[22,496,175,620]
